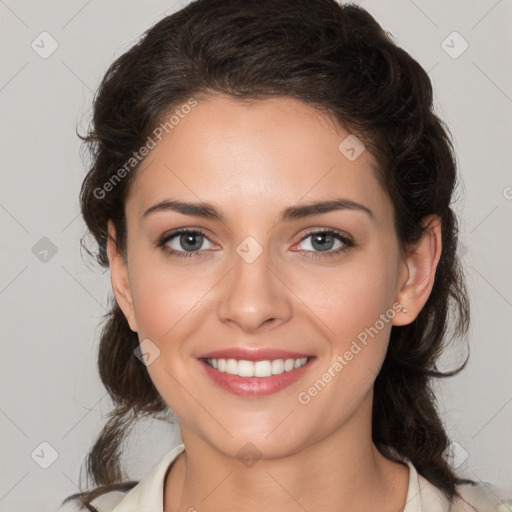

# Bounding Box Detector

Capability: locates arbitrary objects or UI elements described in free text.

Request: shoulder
[56,490,129,512]
[454,481,511,512]
[56,443,186,512]
[418,473,506,512]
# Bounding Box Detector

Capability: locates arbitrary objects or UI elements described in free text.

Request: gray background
[0,1,511,510]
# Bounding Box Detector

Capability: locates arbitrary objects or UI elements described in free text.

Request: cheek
[309,254,398,336]
[129,253,210,341]
[302,250,399,380]
[128,257,207,411]
[292,267,398,423]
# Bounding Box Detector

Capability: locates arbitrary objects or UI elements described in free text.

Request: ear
[106,220,138,332]
[392,215,442,326]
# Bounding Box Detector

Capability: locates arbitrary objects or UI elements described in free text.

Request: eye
[157,228,354,259]
[294,229,354,258]
[158,229,216,257]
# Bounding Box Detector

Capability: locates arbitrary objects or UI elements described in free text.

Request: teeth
[284,359,295,371]
[205,357,309,377]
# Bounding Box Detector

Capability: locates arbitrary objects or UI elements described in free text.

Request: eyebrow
[142,198,374,222]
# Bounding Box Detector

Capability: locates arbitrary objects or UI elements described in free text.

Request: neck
[164,396,409,512]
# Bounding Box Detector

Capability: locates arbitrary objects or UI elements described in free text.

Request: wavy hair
[62,0,474,508]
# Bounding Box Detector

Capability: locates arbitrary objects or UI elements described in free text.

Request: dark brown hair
[62,0,475,508]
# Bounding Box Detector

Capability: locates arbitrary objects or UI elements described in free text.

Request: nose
[216,242,293,333]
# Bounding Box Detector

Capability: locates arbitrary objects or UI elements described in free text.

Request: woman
[58,0,490,510]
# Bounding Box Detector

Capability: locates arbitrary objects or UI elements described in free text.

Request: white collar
[111,443,451,512]
[112,443,186,512]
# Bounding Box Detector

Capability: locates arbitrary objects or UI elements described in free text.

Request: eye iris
[180,232,202,251]
[311,232,334,251]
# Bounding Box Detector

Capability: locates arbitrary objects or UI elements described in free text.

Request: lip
[197,347,313,361]
[197,348,316,398]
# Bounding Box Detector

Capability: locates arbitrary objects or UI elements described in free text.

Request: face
[108,94,437,461]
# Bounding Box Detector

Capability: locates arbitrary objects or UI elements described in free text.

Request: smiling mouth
[203,357,311,377]
[198,349,315,397]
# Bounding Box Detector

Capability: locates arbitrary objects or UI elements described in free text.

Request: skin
[107,94,442,512]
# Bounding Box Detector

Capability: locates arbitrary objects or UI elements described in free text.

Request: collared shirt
[57,443,488,512]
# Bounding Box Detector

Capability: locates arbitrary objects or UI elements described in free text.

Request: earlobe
[106,220,138,332]
[392,215,442,326]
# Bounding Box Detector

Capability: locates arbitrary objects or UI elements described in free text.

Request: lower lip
[198,358,314,397]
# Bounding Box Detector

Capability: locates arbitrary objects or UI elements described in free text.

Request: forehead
[125,95,391,225]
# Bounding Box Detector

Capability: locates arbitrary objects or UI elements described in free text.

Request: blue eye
[158,228,354,259]
[295,229,354,258]
[158,229,214,257]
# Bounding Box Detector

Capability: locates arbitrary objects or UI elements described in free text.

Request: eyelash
[157,228,355,259]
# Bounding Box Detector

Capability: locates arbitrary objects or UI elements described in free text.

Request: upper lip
[197,347,314,361]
